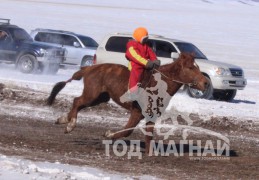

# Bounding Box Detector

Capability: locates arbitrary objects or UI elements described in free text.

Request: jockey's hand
[145,60,155,70]
[145,60,161,70]
[153,59,161,67]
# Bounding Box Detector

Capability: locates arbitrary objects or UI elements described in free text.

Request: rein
[153,68,198,87]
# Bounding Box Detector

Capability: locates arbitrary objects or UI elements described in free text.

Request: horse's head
[175,53,208,91]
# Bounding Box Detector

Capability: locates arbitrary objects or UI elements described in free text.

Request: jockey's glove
[153,59,161,67]
[145,60,161,70]
[145,60,155,70]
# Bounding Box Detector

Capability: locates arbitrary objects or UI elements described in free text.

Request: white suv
[94,33,247,101]
[30,29,98,67]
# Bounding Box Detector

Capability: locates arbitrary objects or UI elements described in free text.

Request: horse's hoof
[104,130,114,138]
[64,127,72,134]
[56,116,68,124]
[65,127,72,134]
[64,122,75,134]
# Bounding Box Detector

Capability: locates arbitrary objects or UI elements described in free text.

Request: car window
[62,34,79,46]
[149,40,177,58]
[35,32,42,41]
[78,35,98,48]
[35,32,62,44]
[35,32,80,47]
[35,32,49,42]
[11,28,32,41]
[0,30,8,42]
[105,36,132,53]
[174,42,207,59]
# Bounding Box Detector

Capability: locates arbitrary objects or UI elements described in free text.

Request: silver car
[30,29,98,67]
[95,33,247,102]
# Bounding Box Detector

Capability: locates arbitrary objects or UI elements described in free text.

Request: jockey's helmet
[133,27,148,44]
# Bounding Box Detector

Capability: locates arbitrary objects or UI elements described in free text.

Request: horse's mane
[159,59,180,74]
[158,54,188,76]
[159,53,194,74]
[140,53,195,88]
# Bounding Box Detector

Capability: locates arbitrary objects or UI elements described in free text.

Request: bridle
[142,60,200,89]
[153,62,200,87]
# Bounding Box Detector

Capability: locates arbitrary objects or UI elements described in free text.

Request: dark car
[0,19,66,74]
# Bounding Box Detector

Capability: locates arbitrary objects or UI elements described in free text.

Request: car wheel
[186,77,213,100]
[81,56,93,67]
[17,54,38,74]
[213,89,237,102]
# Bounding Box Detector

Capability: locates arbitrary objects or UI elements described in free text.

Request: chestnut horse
[47,53,208,153]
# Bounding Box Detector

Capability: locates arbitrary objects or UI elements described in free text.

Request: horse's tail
[47,69,85,105]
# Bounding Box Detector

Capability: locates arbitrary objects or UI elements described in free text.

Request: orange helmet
[133,27,148,43]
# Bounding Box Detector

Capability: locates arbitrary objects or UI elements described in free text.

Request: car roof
[32,28,91,38]
[0,25,22,33]
[108,32,187,43]
[0,24,19,29]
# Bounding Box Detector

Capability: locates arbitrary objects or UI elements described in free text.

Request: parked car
[0,19,66,74]
[94,33,247,101]
[30,28,98,67]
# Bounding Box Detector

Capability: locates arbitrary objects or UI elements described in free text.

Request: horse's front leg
[145,121,155,154]
[105,108,143,139]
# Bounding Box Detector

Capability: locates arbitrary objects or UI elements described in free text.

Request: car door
[60,34,83,65]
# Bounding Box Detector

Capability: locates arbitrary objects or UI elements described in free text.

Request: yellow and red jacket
[125,40,157,90]
[125,40,157,71]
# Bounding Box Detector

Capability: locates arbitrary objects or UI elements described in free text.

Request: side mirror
[73,42,80,48]
[171,52,179,60]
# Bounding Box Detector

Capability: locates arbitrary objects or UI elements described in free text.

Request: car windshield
[78,35,98,48]
[174,42,207,59]
[10,28,32,41]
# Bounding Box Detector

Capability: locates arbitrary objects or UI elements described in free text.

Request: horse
[47,53,208,153]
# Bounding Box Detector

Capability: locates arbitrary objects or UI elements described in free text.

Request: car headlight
[214,67,231,76]
[39,48,47,56]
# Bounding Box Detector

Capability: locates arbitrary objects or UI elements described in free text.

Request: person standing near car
[125,27,160,96]
[0,31,8,41]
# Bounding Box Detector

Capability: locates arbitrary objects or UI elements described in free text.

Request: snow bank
[0,154,155,180]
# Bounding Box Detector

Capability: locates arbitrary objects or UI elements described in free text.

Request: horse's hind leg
[55,96,89,125]
[64,96,88,133]
[64,92,109,133]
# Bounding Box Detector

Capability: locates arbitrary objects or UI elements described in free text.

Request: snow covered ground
[0,0,259,179]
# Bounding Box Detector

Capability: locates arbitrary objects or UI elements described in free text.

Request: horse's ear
[181,53,194,67]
